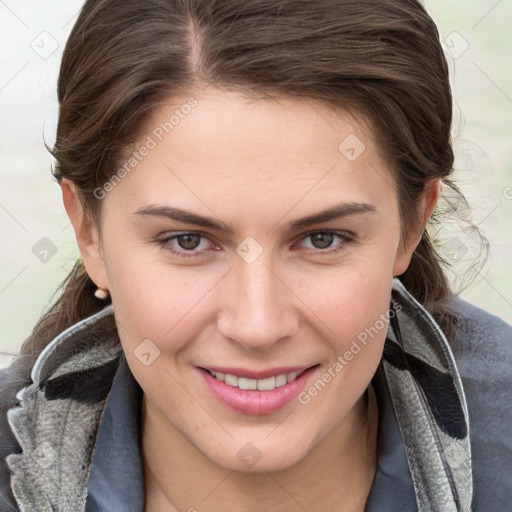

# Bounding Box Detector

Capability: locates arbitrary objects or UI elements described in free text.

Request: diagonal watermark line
[111,311,132,338]
[475,204,499,228]
[196,469,234,507]
[60,220,73,233]
[471,0,503,30]
[0,0,29,28]
[0,266,28,295]
[164,164,226,223]
[472,61,512,104]
[302,96,338,132]
[368,162,395,191]
[162,366,234,438]
[265,473,309,511]
[265,266,337,335]
[0,203,29,233]
[60,210,82,233]
[266,164,336,234]
[164,267,233,336]
[0,62,29,93]
[264,409,294,438]
[476,270,512,311]
[60,9,79,30]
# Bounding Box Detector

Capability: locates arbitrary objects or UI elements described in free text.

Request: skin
[61,87,440,511]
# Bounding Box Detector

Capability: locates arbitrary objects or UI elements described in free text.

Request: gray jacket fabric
[0,278,511,511]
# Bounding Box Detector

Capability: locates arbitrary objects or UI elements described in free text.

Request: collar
[6,278,472,511]
[84,354,144,512]
[368,279,472,511]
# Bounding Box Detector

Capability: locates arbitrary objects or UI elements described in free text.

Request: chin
[201,436,312,474]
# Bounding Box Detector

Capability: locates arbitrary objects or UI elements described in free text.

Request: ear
[393,179,442,276]
[60,178,110,291]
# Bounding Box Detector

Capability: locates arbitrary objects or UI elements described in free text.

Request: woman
[1,0,511,510]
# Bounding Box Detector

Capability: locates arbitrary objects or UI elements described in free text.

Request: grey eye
[176,234,203,250]
[308,232,335,249]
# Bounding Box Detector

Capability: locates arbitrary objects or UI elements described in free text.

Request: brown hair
[20,0,487,357]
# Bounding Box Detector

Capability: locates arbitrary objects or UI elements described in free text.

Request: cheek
[288,266,391,445]
[292,251,394,333]
[290,257,393,377]
[103,238,222,349]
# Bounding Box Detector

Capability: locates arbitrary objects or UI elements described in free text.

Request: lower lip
[198,366,319,416]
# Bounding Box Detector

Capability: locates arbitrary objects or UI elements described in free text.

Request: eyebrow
[134,201,376,233]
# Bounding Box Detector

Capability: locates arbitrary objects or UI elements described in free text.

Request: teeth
[208,369,304,390]
[257,376,276,391]
[238,377,258,390]
[275,374,287,387]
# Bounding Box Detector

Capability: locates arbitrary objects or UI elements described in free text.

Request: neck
[142,386,379,512]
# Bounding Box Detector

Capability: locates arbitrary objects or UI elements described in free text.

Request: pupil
[178,234,201,250]
[311,232,333,249]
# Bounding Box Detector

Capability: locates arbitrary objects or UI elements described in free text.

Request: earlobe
[392,179,442,277]
[60,178,110,291]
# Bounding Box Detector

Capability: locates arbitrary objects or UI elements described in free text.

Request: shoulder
[450,296,512,347]
[0,355,37,512]
[448,295,512,385]
[446,296,512,509]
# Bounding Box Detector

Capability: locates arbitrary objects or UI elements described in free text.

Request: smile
[198,365,320,416]
[204,369,306,391]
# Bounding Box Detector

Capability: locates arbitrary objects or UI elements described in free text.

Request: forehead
[109,88,397,216]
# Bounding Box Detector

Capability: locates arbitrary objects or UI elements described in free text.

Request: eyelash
[153,230,356,259]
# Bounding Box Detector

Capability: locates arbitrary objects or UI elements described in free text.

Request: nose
[216,258,299,351]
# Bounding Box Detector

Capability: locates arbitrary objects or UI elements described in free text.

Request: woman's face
[78,87,427,472]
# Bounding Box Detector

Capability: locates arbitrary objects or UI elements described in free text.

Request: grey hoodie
[0,278,511,511]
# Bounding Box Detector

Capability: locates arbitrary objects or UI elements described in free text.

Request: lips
[197,364,320,416]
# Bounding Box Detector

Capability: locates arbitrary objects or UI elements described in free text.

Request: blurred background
[1,1,511,369]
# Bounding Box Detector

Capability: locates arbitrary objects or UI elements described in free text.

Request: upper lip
[199,365,318,380]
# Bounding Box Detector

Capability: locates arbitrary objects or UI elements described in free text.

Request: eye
[154,232,215,257]
[154,229,355,259]
[296,231,354,253]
